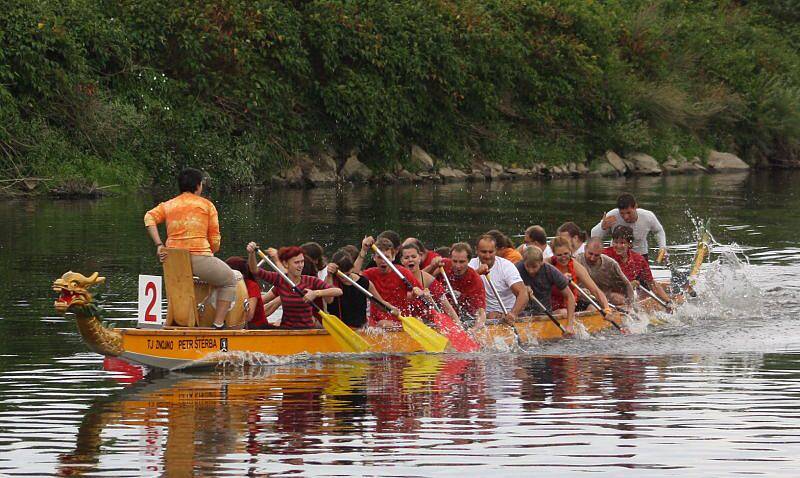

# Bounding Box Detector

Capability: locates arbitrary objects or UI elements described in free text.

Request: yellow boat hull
[115,309,622,370]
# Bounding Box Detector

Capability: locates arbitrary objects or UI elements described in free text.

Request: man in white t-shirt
[469,234,528,321]
[590,193,667,261]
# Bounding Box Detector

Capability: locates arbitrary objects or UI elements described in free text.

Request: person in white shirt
[469,234,528,322]
[517,225,553,260]
[557,221,586,256]
[590,193,667,261]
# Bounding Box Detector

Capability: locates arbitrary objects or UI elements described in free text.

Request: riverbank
[3,146,795,198]
[3,1,800,197]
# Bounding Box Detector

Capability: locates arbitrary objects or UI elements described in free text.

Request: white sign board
[138,275,164,328]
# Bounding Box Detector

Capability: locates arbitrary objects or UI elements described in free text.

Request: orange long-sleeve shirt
[143,192,221,256]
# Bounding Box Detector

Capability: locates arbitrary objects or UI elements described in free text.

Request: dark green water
[1,171,799,476]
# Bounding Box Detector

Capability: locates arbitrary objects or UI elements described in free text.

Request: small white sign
[138,275,164,328]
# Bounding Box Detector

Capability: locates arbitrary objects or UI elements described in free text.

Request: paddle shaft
[257,249,323,313]
[334,270,393,313]
[370,244,443,313]
[485,272,509,315]
[637,284,671,310]
[527,290,567,335]
[439,267,461,313]
[571,281,623,332]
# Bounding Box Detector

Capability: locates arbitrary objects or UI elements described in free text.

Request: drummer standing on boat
[591,193,667,262]
[144,168,238,330]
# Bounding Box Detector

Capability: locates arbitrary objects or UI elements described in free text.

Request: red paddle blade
[429,312,481,353]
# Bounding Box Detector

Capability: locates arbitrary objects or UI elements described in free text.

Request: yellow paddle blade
[319,311,370,353]
[399,315,449,353]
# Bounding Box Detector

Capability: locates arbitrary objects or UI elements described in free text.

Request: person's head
[557,222,585,250]
[476,234,497,265]
[342,244,360,261]
[400,243,422,270]
[402,237,428,254]
[225,256,253,281]
[485,229,513,249]
[373,237,396,272]
[377,230,402,250]
[331,249,355,274]
[523,245,544,276]
[435,246,451,258]
[524,225,548,248]
[449,242,473,275]
[178,167,204,193]
[278,246,306,276]
[551,236,573,267]
[301,255,318,276]
[611,226,634,256]
[583,237,604,266]
[617,193,638,223]
[300,242,326,270]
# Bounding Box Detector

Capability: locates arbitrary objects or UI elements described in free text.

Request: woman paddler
[246,242,342,329]
[399,243,461,322]
[324,248,399,328]
[225,256,270,329]
[144,168,238,330]
[549,236,611,313]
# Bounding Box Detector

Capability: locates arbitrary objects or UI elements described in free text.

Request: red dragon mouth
[54,287,81,312]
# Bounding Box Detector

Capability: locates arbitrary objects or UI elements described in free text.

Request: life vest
[550,256,579,310]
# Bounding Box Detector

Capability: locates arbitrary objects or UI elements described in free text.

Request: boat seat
[163,248,199,327]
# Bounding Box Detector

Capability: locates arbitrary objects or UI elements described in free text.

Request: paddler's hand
[246,241,259,255]
[156,245,167,262]
[476,263,489,275]
[504,311,518,324]
[411,287,425,298]
[601,213,617,230]
[302,289,319,303]
[390,306,401,317]
[429,255,443,269]
[656,247,668,264]
[361,236,375,252]
[564,273,573,281]
[326,263,339,276]
[631,280,640,289]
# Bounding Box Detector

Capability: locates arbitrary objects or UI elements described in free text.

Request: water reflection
[33,352,800,476]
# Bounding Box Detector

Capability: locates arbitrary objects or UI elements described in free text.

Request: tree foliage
[1,0,799,189]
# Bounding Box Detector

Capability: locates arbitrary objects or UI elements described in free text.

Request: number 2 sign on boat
[138,275,164,329]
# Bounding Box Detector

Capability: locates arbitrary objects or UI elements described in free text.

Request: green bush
[2,0,800,193]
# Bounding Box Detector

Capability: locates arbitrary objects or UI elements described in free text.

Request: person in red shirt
[602,226,672,304]
[246,242,342,329]
[439,242,487,328]
[226,256,269,329]
[402,237,442,274]
[398,243,460,322]
[361,237,424,327]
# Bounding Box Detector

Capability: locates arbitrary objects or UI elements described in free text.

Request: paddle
[484,272,525,345]
[334,270,448,353]
[637,284,672,312]
[370,244,479,352]
[570,281,624,332]
[525,287,568,335]
[257,249,370,353]
[439,267,461,313]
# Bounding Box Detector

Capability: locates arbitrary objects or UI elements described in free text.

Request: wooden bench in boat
[162,248,247,329]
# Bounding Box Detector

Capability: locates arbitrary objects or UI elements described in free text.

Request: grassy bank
[2,0,799,193]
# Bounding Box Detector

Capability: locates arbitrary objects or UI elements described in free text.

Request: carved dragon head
[53,271,105,314]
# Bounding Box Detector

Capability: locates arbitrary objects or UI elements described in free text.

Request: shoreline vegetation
[2,1,800,197]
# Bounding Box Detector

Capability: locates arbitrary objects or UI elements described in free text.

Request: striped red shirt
[255,270,330,328]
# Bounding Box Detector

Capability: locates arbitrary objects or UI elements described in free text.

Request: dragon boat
[53,234,709,371]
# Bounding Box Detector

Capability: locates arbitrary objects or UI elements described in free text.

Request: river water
[1,171,799,476]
